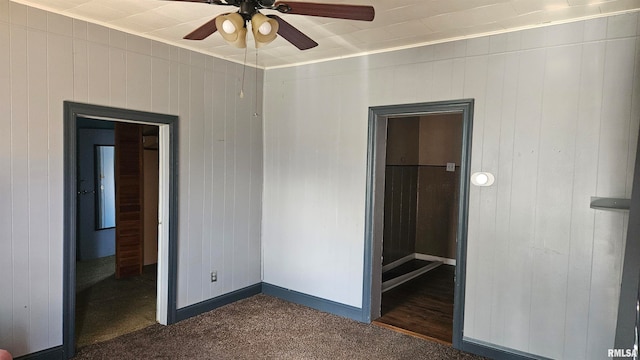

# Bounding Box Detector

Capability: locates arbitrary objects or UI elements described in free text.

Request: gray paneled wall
[263,11,640,360]
[0,1,263,357]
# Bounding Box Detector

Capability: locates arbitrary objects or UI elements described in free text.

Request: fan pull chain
[240,46,248,98]
[254,50,259,117]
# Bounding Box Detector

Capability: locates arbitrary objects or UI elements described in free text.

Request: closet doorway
[375,113,462,344]
[364,100,473,350]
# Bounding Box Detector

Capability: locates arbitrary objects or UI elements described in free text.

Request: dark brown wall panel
[415,166,459,259]
[383,165,418,265]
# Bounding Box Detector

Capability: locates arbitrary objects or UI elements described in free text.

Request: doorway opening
[74,119,160,347]
[63,102,179,359]
[363,100,473,350]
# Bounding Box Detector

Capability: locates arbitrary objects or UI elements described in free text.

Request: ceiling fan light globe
[215,13,245,44]
[251,13,279,48]
[222,20,236,34]
[258,22,272,35]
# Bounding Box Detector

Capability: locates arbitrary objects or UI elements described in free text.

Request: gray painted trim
[363,100,474,349]
[462,338,552,360]
[14,346,63,360]
[63,101,179,359]
[615,126,640,351]
[262,283,364,322]
[176,283,263,322]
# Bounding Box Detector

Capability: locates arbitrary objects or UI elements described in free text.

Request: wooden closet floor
[374,264,454,345]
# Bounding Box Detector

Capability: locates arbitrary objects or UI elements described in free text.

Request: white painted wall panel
[109,45,126,108]
[46,28,73,347]
[0,6,263,356]
[528,45,582,359]
[562,41,604,360]
[187,63,205,304]
[200,63,213,297]
[489,51,519,344]
[262,12,640,360]
[176,62,190,307]
[10,24,30,357]
[587,35,637,358]
[27,28,50,350]
[0,19,12,351]
[209,61,227,298]
[87,43,110,106]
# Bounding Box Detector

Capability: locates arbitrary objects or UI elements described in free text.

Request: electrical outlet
[210,271,217,282]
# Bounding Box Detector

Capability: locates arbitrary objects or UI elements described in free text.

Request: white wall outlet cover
[471,172,495,186]
[446,163,456,172]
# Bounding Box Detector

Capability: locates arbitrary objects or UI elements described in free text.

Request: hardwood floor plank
[376,264,455,344]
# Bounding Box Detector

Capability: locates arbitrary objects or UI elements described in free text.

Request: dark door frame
[63,101,179,359]
[362,99,474,349]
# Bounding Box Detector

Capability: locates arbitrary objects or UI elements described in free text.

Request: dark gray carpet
[74,294,486,359]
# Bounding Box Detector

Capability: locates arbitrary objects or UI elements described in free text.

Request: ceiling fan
[165,0,375,50]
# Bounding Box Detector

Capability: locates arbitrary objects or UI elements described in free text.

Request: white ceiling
[11,0,640,68]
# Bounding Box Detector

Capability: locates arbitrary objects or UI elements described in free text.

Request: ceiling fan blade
[184,16,220,40]
[268,15,318,50]
[274,1,374,21]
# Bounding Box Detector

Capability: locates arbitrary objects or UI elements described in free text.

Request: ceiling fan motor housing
[239,0,259,20]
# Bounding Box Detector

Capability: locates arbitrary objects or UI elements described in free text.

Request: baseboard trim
[462,337,550,360]
[381,254,415,272]
[415,253,456,266]
[14,346,64,360]
[382,261,442,293]
[262,283,364,322]
[175,283,262,322]
[383,253,456,272]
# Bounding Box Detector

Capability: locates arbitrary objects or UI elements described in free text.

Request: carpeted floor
[73,294,486,360]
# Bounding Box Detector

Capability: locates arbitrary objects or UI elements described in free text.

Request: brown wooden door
[114,123,144,279]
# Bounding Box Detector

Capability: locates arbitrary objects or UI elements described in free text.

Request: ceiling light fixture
[214,11,278,49]
[177,0,374,51]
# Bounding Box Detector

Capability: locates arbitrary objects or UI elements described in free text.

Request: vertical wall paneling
[27,27,50,350]
[528,45,582,359]
[109,33,126,108]
[562,40,604,360]
[489,51,519,344]
[72,34,87,103]
[125,45,152,111]
[0,18,12,351]
[479,52,506,343]
[211,59,227,299]
[10,24,30,357]
[176,58,191,307]
[201,57,214,298]
[587,37,637,357]
[0,6,263,356]
[463,54,490,338]
[46,23,73,347]
[187,56,205,304]
[87,42,109,105]
[235,62,249,291]
[263,12,640,360]
[248,65,263,285]
[503,48,546,351]
[223,64,237,294]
